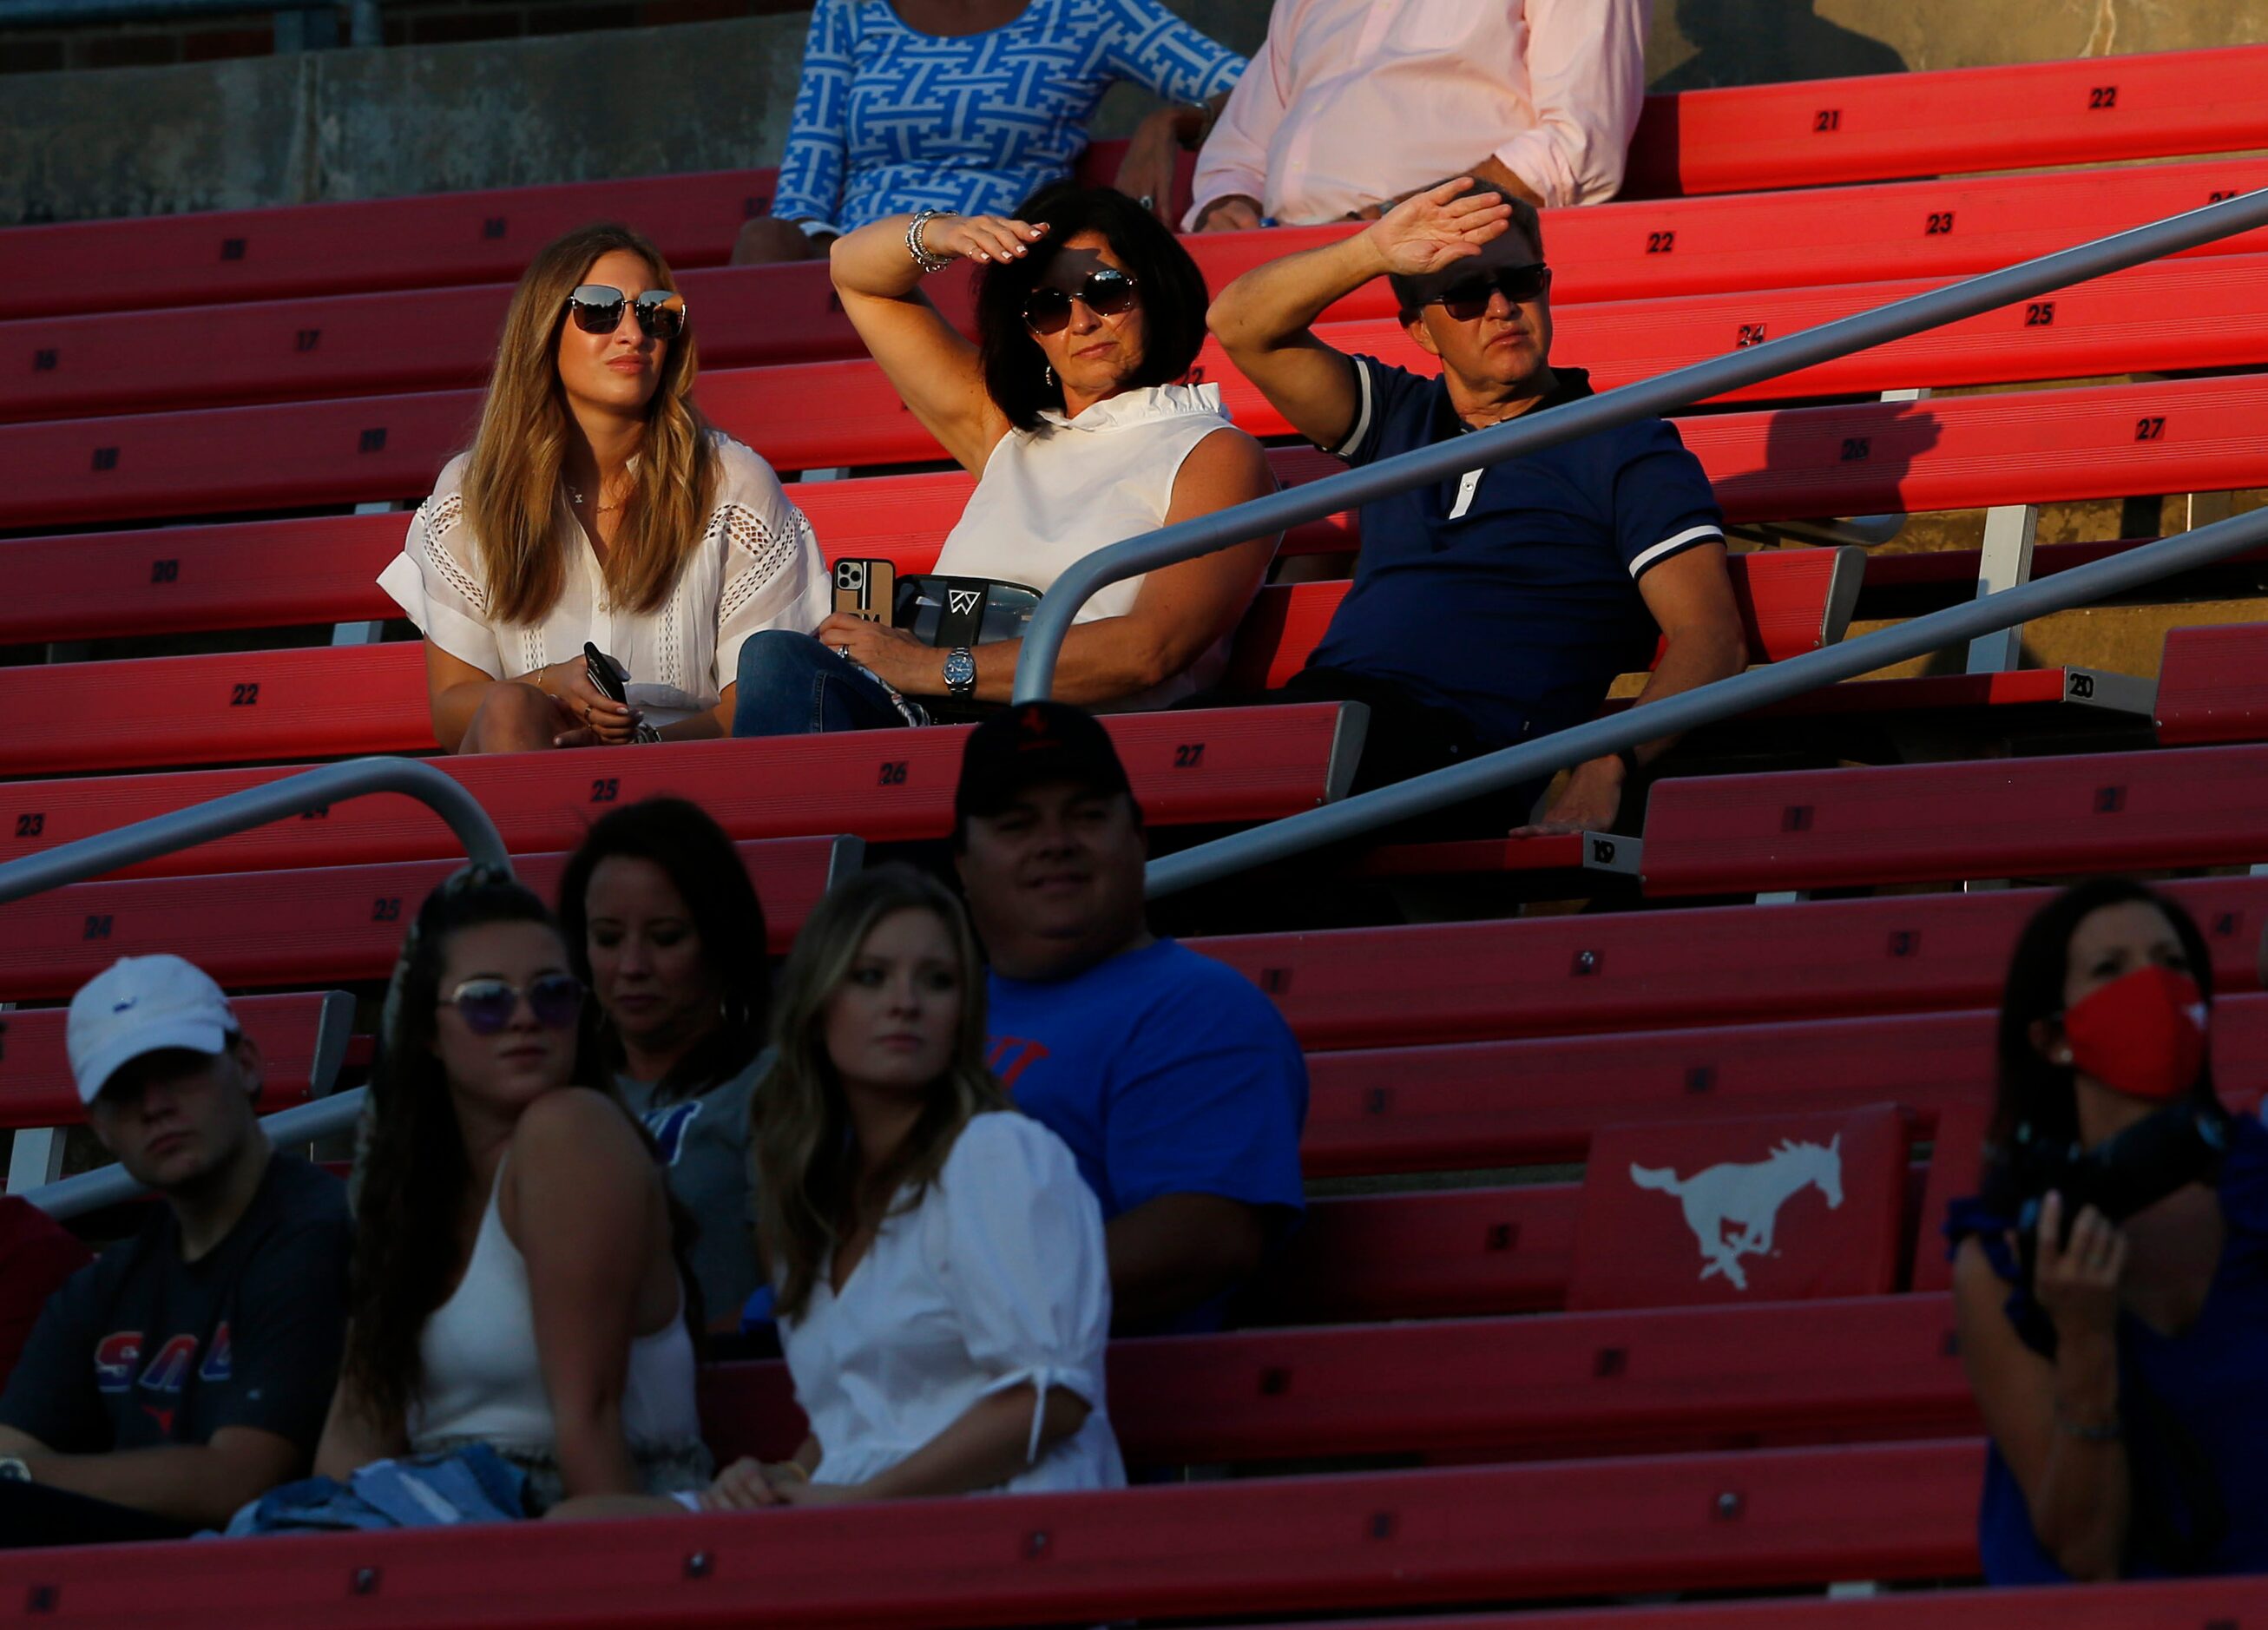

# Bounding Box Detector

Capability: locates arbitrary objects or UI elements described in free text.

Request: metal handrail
[0,756,507,908]
[1010,184,2268,705]
[3,758,506,1214]
[1145,502,2268,897]
[26,1089,369,1220]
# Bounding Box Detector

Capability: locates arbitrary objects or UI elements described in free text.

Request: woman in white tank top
[313,870,707,1515]
[730,183,1280,736]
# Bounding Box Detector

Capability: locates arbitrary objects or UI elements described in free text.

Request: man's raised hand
[1362,178,1513,279]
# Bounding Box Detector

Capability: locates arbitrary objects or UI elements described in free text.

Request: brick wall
[0,0,799,74]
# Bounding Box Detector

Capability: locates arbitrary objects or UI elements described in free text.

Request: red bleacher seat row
[23,222,2268,426]
[13,44,2268,319]
[0,550,1848,782]
[696,1293,1972,1469]
[1246,1576,2268,1630]
[1639,739,2268,897]
[2157,621,2268,747]
[0,477,1851,657]
[0,837,854,1004]
[0,705,1360,863]
[14,342,2268,541]
[1300,996,2268,1180]
[0,990,352,1129]
[0,542,1848,779]
[1620,43,2268,198]
[0,1440,1988,1626]
[1195,873,2268,1052]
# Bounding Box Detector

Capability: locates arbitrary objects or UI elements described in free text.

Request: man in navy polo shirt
[1206,176,1746,833]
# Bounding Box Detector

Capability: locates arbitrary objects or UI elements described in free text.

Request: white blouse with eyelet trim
[377,434,831,727]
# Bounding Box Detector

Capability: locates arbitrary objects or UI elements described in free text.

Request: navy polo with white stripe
[1305,358,1726,753]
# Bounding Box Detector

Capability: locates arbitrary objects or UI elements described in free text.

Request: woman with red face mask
[1948,877,2268,1586]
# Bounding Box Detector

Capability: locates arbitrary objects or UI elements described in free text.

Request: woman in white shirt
[378,223,829,754]
[314,869,708,1514]
[707,864,1121,1508]
[730,183,1278,734]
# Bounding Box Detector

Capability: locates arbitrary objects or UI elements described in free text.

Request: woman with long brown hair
[378,222,828,753]
[706,865,1121,1509]
[313,869,708,1514]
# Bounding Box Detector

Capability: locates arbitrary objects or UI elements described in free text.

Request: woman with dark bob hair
[315,870,707,1515]
[730,183,1278,736]
[556,797,772,1325]
[1948,877,2268,1583]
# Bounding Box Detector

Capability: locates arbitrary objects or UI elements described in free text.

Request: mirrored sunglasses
[1430,262,1550,322]
[443,973,584,1035]
[1021,268,1140,336]
[564,285,688,341]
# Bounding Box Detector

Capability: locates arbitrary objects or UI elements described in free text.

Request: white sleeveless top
[378,434,830,727]
[935,382,1245,709]
[407,1160,702,1462]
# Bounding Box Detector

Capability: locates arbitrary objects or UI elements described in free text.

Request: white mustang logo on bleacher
[1627,1135,1844,1291]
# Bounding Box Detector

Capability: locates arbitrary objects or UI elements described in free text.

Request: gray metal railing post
[1144,502,2268,897]
[0,757,508,909]
[1011,184,2268,705]
[4,758,508,1217]
[23,1090,369,1220]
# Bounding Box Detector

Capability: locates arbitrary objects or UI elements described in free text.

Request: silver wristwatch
[942,647,977,697]
[0,1456,30,1483]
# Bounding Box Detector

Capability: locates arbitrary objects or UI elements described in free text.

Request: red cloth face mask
[2061,964,2209,1101]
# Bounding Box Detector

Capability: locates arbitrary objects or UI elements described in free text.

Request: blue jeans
[732,631,910,737]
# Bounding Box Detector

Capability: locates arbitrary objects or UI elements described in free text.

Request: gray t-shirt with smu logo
[617,1052,769,1328]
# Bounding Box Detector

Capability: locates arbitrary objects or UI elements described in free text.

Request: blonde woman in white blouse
[711,864,1121,1508]
[730,183,1277,735]
[379,223,828,754]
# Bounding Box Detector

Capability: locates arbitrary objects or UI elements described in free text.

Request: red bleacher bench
[1193,873,2268,1052]
[30,231,2268,429]
[1301,994,2268,1181]
[16,336,2268,534]
[1568,1106,1909,1311]
[0,1438,1986,1625]
[0,837,854,1002]
[0,704,1362,853]
[0,989,352,1129]
[2156,621,2268,747]
[1639,739,2268,897]
[1622,43,2268,196]
[697,1293,1970,1469]
[14,73,2268,322]
[1248,1577,2268,1630]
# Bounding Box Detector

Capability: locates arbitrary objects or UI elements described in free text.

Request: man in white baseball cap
[0,956,350,1547]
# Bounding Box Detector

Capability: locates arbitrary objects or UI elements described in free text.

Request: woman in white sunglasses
[378,223,829,755]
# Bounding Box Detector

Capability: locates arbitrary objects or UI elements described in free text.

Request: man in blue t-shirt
[1206,175,1747,834]
[953,701,1307,1334]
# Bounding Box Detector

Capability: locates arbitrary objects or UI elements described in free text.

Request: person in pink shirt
[1187,0,1650,231]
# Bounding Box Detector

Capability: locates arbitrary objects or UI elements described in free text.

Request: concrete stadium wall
[7,0,2268,226]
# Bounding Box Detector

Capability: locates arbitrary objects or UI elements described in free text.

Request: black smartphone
[583,641,630,705]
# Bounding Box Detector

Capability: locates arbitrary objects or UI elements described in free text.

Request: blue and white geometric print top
[772,0,1244,234]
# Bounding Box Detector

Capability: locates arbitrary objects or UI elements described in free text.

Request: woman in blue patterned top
[732,0,1243,265]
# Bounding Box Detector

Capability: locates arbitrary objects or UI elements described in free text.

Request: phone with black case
[583,641,630,704]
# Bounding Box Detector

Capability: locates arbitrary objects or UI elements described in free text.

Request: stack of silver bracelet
[906,208,956,275]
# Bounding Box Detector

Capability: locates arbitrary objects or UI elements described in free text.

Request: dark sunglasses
[442,973,584,1035]
[1430,262,1550,321]
[564,285,688,342]
[1021,268,1140,336]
